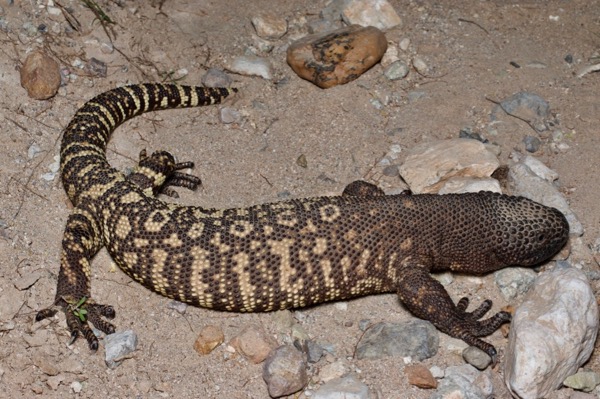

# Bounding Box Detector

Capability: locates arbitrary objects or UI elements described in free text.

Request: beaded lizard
[37,83,569,359]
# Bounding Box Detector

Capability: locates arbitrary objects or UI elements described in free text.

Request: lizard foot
[451,297,511,360]
[36,298,116,351]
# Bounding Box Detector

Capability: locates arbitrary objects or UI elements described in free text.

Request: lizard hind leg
[128,149,202,198]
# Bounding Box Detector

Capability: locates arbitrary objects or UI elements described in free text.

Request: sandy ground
[0,1,599,398]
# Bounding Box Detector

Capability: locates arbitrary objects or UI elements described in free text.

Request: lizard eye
[537,234,545,242]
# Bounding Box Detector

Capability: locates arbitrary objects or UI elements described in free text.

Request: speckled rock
[287,25,387,89]
[20,51,61,100]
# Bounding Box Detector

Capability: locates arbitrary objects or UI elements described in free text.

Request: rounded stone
[20,51,61,100]
[287,25,387,89]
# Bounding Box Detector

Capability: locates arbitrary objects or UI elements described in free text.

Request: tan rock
[251,12,287,40]
[20,51,61,100]
[287,25,387,89]
[399,139,500,194]
[405,364,437,389]
[342,0,402,30]
[193,325,224,355]
[229,324,278,364]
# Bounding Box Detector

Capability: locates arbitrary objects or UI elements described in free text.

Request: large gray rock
[504,266,598,399]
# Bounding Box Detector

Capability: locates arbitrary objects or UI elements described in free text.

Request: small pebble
[412,57,429,75]
[167,300,187,314]
[405,364,437,389]
[523,135,541,152]
[194,325,224,355]
[319,359,349,382]
[229,324,278,364]
[220,107,242,124]
[306,340,324,363]
[84,57,107,77]
[462,346,492,370]
[201,68,232,88]
[70,381,83,394]
[399,38,410,51]
[384,60,409,80]
[28,143,42,159]
[564,54,573,64]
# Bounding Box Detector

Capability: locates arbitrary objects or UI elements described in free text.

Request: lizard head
[490,194,569,267]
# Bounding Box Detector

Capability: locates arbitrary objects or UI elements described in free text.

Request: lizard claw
[36,299,116,351]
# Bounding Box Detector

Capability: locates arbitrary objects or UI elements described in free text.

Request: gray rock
[356,320,438,361]
[306,340,324,363]
[262,345,308,398]
[399,139,500,194]
[563,371,600,392]
[505,266,598,399]
[201,68,232,88]
[313,375,370,399]
[508,159,583,236]
[166,300,187,314]
[492,92,551,132]
[341,0,402,29]
[431,365,492,399]
[462,346,492,370]
[28,143,42,159]
[523,135,541,153]
[384,60,409,80]
[220,107,242,124]
[519,154,559,182]
[493,267,537,301]
[320,0,346,22]
[105,330,138,369]
[319,359,350,382]
[229,55,273,80]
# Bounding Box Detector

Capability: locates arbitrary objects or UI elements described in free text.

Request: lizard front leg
[36,209,116,350]
[395,259,511,359]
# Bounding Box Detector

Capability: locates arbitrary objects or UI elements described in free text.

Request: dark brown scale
[36,83,569,360]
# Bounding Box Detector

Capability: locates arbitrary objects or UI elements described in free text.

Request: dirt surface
[1,1,599,398]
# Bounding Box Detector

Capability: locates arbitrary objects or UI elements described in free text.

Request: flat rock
[193,325,224,355]
[20,50,61,100]
[229,55,273,80]
[504,266,598,399]
[356,320,438,361]
[313,375,370,399]
[341,0,402,30]
[437,177,501,194]
[105,330,138,369]
[287,25,387,89]
[251,12,287,40]
[405,364,437,389]
[399,139,500,194]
